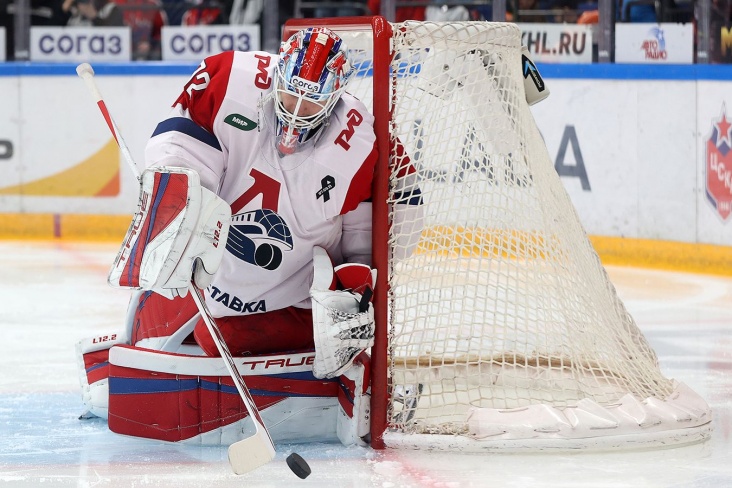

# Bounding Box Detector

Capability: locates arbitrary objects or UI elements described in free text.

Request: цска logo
[705,104,732,221]
[641,27,668,60]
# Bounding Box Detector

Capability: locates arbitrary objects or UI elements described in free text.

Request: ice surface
[1,241,731,487]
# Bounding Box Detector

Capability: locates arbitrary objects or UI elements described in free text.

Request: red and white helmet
[274,27,353,155]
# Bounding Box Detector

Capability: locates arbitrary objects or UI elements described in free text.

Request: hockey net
[283,18,711,451]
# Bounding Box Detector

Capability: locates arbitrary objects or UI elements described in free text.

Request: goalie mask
[274,27,353,155]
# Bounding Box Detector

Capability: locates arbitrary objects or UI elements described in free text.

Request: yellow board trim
[0,139,120,196]
[0,213,130,242]
[588,235,732,277]
[0,213,730,276]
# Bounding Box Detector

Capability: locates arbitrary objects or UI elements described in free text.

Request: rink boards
[0,63,730,274]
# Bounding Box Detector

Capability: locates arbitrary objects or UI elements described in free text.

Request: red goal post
[282,17,711,452]
[283,16,394,449]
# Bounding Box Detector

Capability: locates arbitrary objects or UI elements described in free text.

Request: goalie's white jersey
[145,50,377,318]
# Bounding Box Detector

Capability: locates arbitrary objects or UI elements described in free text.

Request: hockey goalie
[76,26,423,446]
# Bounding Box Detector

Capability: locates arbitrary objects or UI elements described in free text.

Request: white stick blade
[228,429,276,475]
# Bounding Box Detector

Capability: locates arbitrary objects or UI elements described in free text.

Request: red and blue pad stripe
[117,171,189,288]
[107,346,344,442]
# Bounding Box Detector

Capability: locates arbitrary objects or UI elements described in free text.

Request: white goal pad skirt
[314,19,714,452]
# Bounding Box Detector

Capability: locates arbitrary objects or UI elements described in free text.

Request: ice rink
[1,240,730,487]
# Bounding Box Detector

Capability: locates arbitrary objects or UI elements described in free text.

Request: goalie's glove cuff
[310,247,376,379]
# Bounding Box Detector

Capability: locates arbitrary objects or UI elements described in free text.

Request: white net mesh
[329,20,709,448]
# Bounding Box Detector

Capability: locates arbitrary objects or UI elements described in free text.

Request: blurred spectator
[118,0,167,60]
[617,0,657,22]
[577,9,599,23]
[180,0,263,26]
[425,4,470,21]
[708,0,732,62]
[664,0,693,22]
[367,0,425,21]
[472,4,493,20]
[309,0,368,17]
[228,0,262,24]
[508,0,549,22]
[424,5,493,22]
[180,0,225,25]
[554,0,579,22]
[161,0,186,25]
[1,0,69,59]
[277,0,293,35]
[710,0,732,24]
[575,0,599,20]
[61,0,124,26]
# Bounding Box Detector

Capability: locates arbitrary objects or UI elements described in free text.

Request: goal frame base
[384,380,712,452]
[383,423,712,453]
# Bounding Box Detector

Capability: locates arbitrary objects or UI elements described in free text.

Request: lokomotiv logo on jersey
[226,209,293,271]
[227,168,293,270]
[705,104,732,221]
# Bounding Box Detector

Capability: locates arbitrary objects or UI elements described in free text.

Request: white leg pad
[76,291,142,419]
[76,331,129,419]
[337,354,371,446]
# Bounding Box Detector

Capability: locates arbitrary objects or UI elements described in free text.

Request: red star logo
[716,109,732,147]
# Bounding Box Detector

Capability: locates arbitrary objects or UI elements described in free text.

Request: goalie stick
[75,63,276,475]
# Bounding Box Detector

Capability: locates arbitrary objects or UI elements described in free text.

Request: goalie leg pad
[337,352,371,446]
[76,330,129,419]
[76,289,146,419]
[131,290,201,353]
[107,346,342,444]
[77,288,203,419]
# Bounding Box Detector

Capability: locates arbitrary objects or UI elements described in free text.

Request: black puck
[286,452,311,479]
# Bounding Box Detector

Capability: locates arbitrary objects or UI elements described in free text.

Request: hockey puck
[286,453,311,479]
